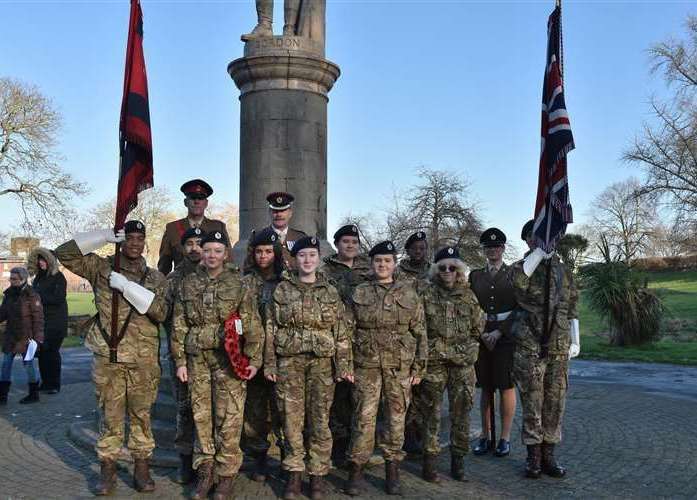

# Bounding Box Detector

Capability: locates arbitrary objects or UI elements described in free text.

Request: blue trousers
[1,351,38,383]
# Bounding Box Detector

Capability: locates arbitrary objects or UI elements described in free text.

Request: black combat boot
[385,460,402,495]
[451,454,466,481]
[541,443,567,477]
[19,382,39,404]
[213,475,236,500]
[190,462,215,500]
[309,475,326,500]
[176,454,194,484]
[344,462,364,496]
[525,444,542,479]
[94,459,117,496]
[0,381,10,405]
[422,453,440,483]
[283,471,302,500]
[133,458,155,492]
[251,453,268,482]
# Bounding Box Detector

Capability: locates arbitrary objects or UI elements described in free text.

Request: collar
[272,226,288,237]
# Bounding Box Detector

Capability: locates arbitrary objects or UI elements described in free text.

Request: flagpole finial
[556,0,561,7]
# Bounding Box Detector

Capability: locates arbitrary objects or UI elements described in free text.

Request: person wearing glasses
[469,228,518,458]
[419,246,483,483]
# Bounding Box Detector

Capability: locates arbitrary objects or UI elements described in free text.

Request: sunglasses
[438,265,458,273]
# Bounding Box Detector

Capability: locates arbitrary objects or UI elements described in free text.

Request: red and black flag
[533,1,574,252]
[116,0,153,228]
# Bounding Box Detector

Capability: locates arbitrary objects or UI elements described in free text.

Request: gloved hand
[109,271,155,314]
[569,318,580,358]
[109,271,129,293]
[73,228,125,255]
[523,247,553,277]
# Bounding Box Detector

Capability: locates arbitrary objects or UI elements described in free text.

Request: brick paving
[1,351,696,499]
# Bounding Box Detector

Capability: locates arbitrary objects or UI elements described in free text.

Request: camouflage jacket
[350,279,427,378]
[171,265,263,369]
[320,253,372,304]
[423,278,484,366]
[165,259,201,327]
[264,272,352,377]
[509,254,578,357]
[396,259,429,280]
[55,240,167,363]
[242,269,281,324]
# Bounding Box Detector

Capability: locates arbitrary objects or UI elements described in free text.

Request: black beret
[124,220,146,235]
[180,227,205,246]
[434,246,461,263]
[521,219,535,241]
[369,240,397,257]
[251,227,279,247]
[266,192,295,210]
[333,224,359,242]
[480,227,507,247]
[405,231,427,249]
[180,179,213,199]
[201,230,229,247]
[290,235,320,257]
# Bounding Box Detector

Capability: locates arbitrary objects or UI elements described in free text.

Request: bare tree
[0,77,88,235]
[339,168,485,267]
[624,16,697,224]
[588,178,658,263]
[83,186,176,265]
[207,201,240,244]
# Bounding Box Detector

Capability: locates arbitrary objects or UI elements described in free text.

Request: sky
[1,0,694,254]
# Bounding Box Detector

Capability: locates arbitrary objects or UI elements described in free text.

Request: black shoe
[494,439,511,457]
[473,438,490,455]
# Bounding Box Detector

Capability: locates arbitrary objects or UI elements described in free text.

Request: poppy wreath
[223,312,250,379]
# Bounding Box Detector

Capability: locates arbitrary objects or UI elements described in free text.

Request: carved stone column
[228,35,340,262]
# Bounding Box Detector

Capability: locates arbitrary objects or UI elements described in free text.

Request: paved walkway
[1,349,696,499]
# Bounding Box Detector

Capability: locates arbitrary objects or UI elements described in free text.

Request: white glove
[569,318,580,358]
[73,229,125,255]
[523,247,553,277]
[109,271,155,314]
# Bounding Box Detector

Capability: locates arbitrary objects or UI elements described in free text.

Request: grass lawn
[579,269,697,366]
[67,292,96,316]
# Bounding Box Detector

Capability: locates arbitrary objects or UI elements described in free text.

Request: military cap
[521,219,535,241]
[434,246,461,263]
[333,224,360,242]
[180,179,213,199]
[201,230,229,247]
[267,192,294,211]
[290,235,320,257]
[368,240,397,257]
[180,227,205,246]
[124,220,146,235]
[405,231,427,249]
[480,227,507,247]
[251,227,279,247]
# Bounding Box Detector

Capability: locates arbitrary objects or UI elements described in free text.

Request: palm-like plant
[579,262,664,346]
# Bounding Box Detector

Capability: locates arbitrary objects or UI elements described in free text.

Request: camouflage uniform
[264,273,351,476]
[55,240,167,461]
[421,279,483,456]
[510,254,578,445]
[348,279,427,465]
[171,265,263,477]
[240,269,283,458]
[164,258,200,456]
[395,259,429,281]
[320,253,371,456]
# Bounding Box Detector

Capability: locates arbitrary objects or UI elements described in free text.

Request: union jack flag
[533,3,574,252]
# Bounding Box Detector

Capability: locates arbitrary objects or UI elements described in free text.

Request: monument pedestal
[228,36,340,264]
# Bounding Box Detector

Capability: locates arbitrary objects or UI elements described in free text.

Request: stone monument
[229,0,340,261]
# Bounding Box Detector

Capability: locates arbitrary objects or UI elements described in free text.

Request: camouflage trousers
[348,365,412,465]
[513,351,568,445]
[421,362,476,456]
[168,357,194,455]
[275,354,335,475]
[93,355,160,461]
[241,370,283,458]
[188,349,247,477]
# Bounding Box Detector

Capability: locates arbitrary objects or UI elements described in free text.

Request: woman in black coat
[27,247,68,394]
